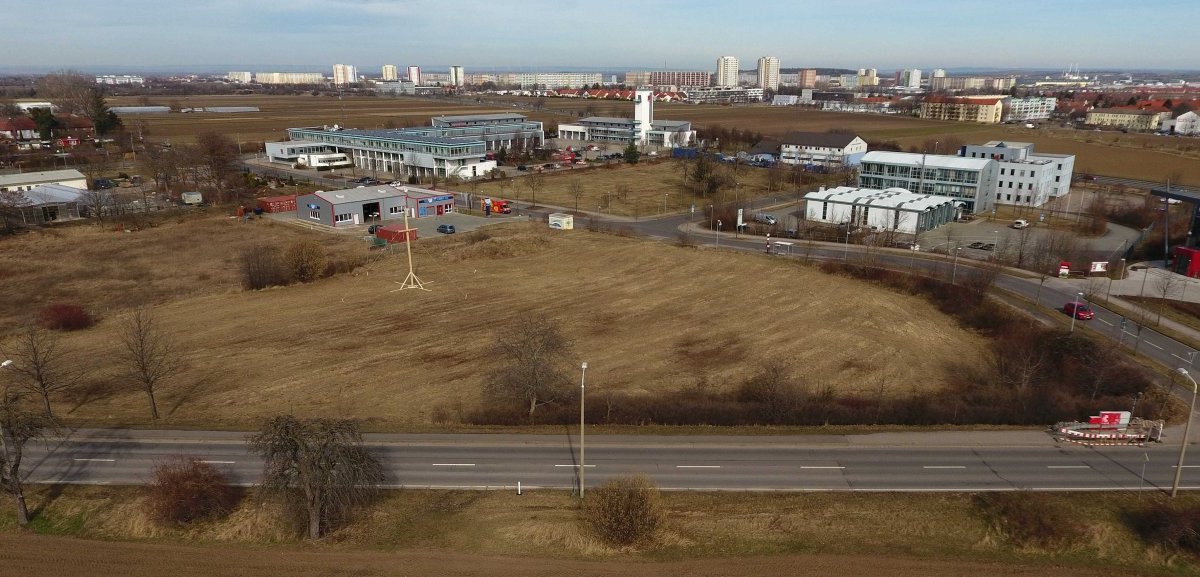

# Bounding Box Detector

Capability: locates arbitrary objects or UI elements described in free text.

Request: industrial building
[959,141,1075,207]
[557,89,695,147]
[269,113,541,180]
[778,132,868,167]
[858,151,997,214]
[296,185,454,228]
[0,169,87,192]
[803,186,958,234]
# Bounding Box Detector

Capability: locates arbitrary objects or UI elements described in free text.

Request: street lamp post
[1069,291,1084,334]
[1173,367,1198,498]
[716,220,721,248]
[951,246,962,284]
[579,361,587,498]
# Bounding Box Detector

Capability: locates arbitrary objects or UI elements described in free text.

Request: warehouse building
[296,185,454,228]
[803,186,958,234]
[0,169,88,192]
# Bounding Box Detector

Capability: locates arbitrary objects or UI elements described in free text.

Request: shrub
[973,492,1083,548]
[240,244,290,290]
[285,239,327,283]
[582,475,665,546]
[39,303,95,331]
[146,456,236,525]
[1127,500,1200,554]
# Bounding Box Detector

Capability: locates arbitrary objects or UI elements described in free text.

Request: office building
[716,56,739,87]
[382,65,399,81]
[557,88,694,147]
[858,151,998,214]
[757,56,780,91]
[959,141,1075,207]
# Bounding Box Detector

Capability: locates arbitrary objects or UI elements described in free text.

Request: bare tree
[79,189,115,221]
[1153,271,1182,325]
[0,380,56,527]
[482,314,574,417]
[524,171,545,208]
[569,178,585,213]
[189,132,239,204]
[0,189,30,233]
[118,307,184,420]
[37,71,94,117]
[3,325,80,417]
[249,415,384,540]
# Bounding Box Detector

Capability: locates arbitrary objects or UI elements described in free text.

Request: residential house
[778,132,868,167]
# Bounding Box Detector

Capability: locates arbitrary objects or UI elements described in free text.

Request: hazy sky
[4,0,1197,73]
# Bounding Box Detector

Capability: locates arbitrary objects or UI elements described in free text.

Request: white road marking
[200,460,236,464]
[1172,465,1200,468]
[1147,341,1164,350]
[800,466,846,469]
[431,463,475,467]
[553,464,597,468]
[72,458,116,462]
[923,466,966,469]
[1099,319,1113,326]
[1047,465,1090,469]
[676,465,721,469]
[1174,354,1192,362]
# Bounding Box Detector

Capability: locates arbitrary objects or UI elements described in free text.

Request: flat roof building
[804,186,958,234]
[557,88,695,147]
[858,151,997,214]
[0,169,88,192]
[959,141,1075,207]
[296,185,455,228]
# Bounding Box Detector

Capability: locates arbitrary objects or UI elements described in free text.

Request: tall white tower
[716,56,739,87]
[757,56,780,90]
[633,88,654,145]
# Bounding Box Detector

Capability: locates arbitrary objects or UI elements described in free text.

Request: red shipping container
[257,194,297,213]
[376,224,417,244]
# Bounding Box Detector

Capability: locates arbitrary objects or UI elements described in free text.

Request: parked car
[1063,301,1095,320]
[752,214,777,225]
[968,242,986,249]
[367,224,382,235]
[436,224,456,234]
[1012,219,1030,229]
[516,165,528,171]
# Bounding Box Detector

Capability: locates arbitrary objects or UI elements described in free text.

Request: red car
[1063,301,1095,320]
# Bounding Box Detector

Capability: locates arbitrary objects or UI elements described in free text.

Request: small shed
[257,194,297,213]
[548,213,574,230]
[376,224,417,244]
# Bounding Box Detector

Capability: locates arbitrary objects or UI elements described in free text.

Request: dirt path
[0,533,1114,577]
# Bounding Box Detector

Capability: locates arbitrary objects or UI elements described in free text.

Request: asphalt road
[21,430,1190,492]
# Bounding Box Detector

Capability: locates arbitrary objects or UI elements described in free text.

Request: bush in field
[39,303,95,331]
[240,244,290,290]
[582,475,665,546]
[1127,499,1200,554]
[286,238,327,283]
[146,456,236,525]
[973,492,1083,548]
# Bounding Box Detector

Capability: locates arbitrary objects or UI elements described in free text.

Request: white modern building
[803,186,959,234]
[514,72,603,89]
[557,88,695,147]
[407,66,422,85]
[227,71,253,83]
[449,66,465,87]
[333,64,358,86]
[959,141,1075,207]
[757,56,780,91]
[857,68,879,87]
[716,56,739,87]
[1003,96,1057,122]
[382,65,399,81]
[779,132,868,167]
[683,86,764,104]
[858,151,998,214]
[268,114,542,180]
[1170,111,1200,135]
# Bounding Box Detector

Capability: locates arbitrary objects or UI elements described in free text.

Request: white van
[1012,219,1030,229]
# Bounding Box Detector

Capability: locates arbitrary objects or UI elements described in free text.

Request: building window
[335,213,353,223]
[821,202,828,220]
[389,206,403,214]
[308,210,320,220]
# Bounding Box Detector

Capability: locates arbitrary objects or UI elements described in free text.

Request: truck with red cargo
[481,198,511,215]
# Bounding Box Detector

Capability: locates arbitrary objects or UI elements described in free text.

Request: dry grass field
[110,94,1200,185]
[0,486,1178,576]
[0,217,984,428]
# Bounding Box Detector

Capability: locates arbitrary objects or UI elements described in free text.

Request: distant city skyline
[3,0,1198,73]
